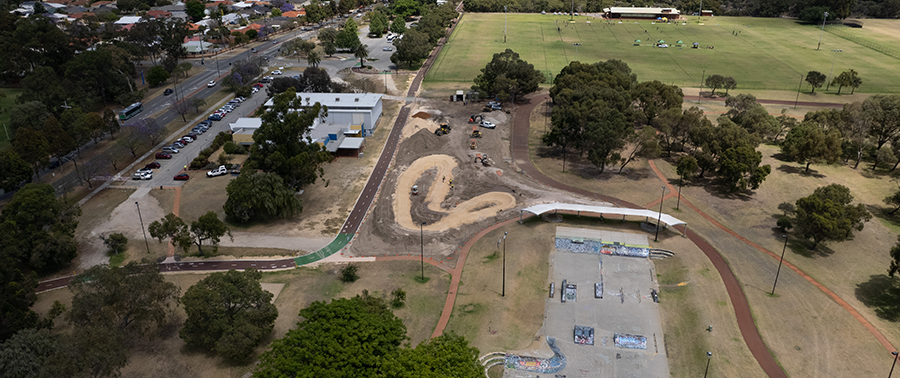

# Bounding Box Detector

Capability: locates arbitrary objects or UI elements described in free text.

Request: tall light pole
[571,0,574,21]
[771,235,788,295]
[699,69,706,103]
[698,0,703,21]
[420,222,426,280]
[655,186,665,242]
[826,49,842,91]
[703,351,713,378]
[890,351,899,378]
[676,173,683,210]
[794,73,803,109]
[135,201,150,254]
[817,11,828,51]
[504,6,507,43]
[502,231,508,297]
[573,43,582,62]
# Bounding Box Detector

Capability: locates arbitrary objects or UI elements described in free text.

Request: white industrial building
[264,93,383,137]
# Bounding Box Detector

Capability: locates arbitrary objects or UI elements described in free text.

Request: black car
[251,48,258,53]
[163,88,174,96]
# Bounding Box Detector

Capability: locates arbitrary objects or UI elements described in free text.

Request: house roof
[90,1,114,7]
[282,10,301,17]
[113,15,141,24]
[145,9,171,18]
[69,11,94,18]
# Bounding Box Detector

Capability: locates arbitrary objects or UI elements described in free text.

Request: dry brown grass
[32,259,450,378]
[527,100,899,376]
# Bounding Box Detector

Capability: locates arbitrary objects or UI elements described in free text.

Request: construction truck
[468,115,484,124]
[470,127,482,138]
[434,123,451,136]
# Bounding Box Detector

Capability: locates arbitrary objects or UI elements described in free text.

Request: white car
[136,168,153,174]
[162,146,179,154]
[480,121,496,129]
[132,172,152,180]
[383,46,392,51]
[207,165,228,177]
[207,80,217,87]
[272,70,283,75]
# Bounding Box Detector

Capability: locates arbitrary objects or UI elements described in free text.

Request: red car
[156,152,172,159]
[253,83,264,88]
[145,162,161,169]
[174,173,190,181]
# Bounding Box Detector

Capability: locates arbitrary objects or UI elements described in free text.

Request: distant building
[265,93,384,136]
[603,7,681,20]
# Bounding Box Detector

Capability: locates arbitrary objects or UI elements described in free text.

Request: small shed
[452,90,465,102]
[335,137,365,158]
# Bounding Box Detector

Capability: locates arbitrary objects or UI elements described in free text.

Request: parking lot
[125,83,270,188]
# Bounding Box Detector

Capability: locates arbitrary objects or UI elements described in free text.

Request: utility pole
[135,202,151,254]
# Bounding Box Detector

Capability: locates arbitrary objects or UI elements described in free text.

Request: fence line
[825,25,900,61]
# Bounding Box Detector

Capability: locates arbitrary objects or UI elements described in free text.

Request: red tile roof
[145,10,171,18]
[70,11,95,18]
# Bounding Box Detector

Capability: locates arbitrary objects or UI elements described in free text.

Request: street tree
[677,155,699,183]
[180,269,277,361]
[390,19,407,34]
[355,44,370,66]
[254,295,407,377]
[793,184,871,249]
[173,99,191,122]
[134,117,165,146]
[704,74,726,97]
[224,171,302,223]
[391,29,430,68]
[472,49,545,103]
[0,150,32,192]
[725,94,779,139]
[393,0,422,19]
[0,183,80,270]
[191,97,207,113]
[806,70,827,93]
[190,211,232,256]
[101,233,128,255]
[585,106,631,174]
[12,128,50,178]
[317,27,338,46]
[116,125,144,157]
[831,69,861,94]
[780,122,842,171]
[148,213,192,253]
[307,51,321,68]
[723,76,737,96]
[0,258,44,342]
[147,65,170,87]
[369,11,389,36]
[336,19,361,51]
[66,262,180,336]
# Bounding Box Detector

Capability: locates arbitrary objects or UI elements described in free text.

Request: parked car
[272,70,283,75]
[480,121,496,129]
[186,132,198,139]
[162,146,179,154]
[132,172,152,180]
[207,165,228,177]
[208,114,222,121]
[383,46,392,51]
[207,80,217,87]
[163,88,174,96]
[174,173,190,181]
[145,162,161,169]
[251,48,258,53]
[181,136,194,143]
[156,152,173,159]
[253,83,264,88]
[136,168,153,174]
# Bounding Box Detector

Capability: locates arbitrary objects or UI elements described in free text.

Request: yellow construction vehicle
[470,127,482,138]
[434,123,451,136]
[470,140,476,149]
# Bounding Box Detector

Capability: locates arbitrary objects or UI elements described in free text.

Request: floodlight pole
[504,6,507,43]
[817,12,828,51]
[890,351,899,378]
[502,231,508,297]
[135,201,150,254]
[655,186,665,242]
[698,0,703,21]
[795,74,803,109]
[703,352,713,378]
[571,0,574,21]
[826,49,842,91]
[573,43,582,62]
[771,235,788,295]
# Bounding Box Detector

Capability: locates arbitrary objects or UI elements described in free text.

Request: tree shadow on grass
[693,176,755,203]
[775,164,826,179]
[786,237,835,258]
[864,203,900,231]
[856,274,900,322]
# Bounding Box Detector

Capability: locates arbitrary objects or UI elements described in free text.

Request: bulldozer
[434,123,451,136]
[470,127,482,138]
[468,115,484,124]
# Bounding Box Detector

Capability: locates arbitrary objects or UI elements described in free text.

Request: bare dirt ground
[350,99,596,261]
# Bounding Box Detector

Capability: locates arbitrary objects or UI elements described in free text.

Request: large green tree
[806,70,826,93]
[254,295,407,377]
[368,11,389,35]
[0,329,58,377]
[66,262,180,336]
[633,80,683,124]
[472,49,545,103]
[185,0,206,21]
[793,184,871,249]
[190,211,232,256]
[780,122,842,171]
[390,29,430,68]
[0,259,44,342]
[335,19,362,51]
[224,171,302,223]
[247,89,332,190]
[718,145,771,192]
[0,183,80,271]
[0,150,33,192]
[148,213,192,253]
[384,332,483,378]
[180,269,277,361]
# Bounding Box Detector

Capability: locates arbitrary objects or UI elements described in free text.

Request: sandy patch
[401,110,443,141]
[80,188,168,269]
[260,282,285,303]
[392,154,516,232]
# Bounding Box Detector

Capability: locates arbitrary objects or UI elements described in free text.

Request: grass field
[0,88,21,150]
[428,14,900,93]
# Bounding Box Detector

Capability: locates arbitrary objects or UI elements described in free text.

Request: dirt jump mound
[393,154,516,232]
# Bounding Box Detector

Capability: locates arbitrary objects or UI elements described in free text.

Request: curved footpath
[509,95,788,378]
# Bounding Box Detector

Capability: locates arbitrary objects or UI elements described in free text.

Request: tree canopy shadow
[769,151,793,163]
[693,176,755,202]
[786,237,835,258]
[775,164,825,178]
[856,274,900,322]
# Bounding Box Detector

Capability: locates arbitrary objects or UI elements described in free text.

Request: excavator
[475,153,491,167]
[434,123,451,136]
[468,115,484,124]
[470,126,482,138]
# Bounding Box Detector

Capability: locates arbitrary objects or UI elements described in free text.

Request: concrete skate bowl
[393,154,516,232]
